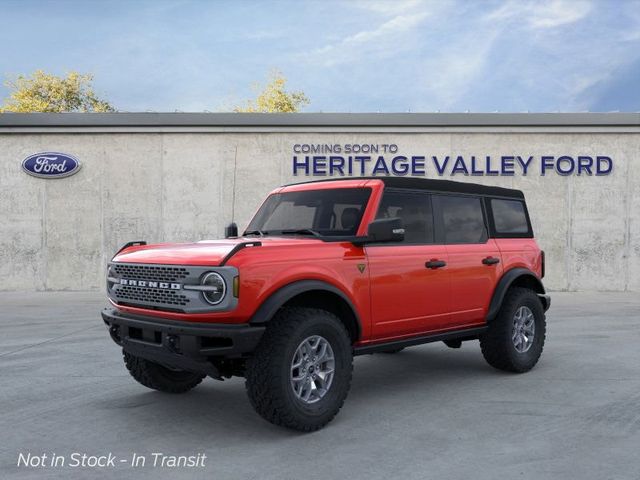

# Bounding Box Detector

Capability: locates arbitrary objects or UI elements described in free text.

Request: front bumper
[101,308,265,377]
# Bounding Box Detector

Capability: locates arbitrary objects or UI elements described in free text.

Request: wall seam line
[623,147,632,291]
[566,175,573,291]
[160,134,165,242]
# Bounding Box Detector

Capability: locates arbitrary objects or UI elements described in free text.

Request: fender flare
[249,280,362,339]
[486,268,547,322]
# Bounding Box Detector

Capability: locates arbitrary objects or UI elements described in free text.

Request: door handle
[426,260,447,269]
[482,256,500,265]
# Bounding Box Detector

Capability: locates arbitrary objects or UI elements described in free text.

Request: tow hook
[109,325,121,343]
[166,334,180,353]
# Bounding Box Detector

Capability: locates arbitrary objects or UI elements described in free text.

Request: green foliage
[235,71,309,113]
[0,70,114,113]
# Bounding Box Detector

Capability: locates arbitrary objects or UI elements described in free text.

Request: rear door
[433,194,503,328]
[367,189,450,340]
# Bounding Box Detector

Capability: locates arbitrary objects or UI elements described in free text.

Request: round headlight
[201,272,226,305]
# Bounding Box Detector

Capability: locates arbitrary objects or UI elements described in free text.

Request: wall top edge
[1,112,639,128]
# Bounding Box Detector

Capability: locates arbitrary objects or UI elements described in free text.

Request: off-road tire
[123,351,205,393]
[245,307,353,432]
[480,287,546,373]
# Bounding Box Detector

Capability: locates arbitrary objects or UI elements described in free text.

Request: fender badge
[357,264,366,273]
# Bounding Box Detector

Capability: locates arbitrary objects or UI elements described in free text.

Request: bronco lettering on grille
[119,279,181,290]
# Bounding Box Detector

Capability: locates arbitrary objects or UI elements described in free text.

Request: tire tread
[480,287,546,373]
[123,351,204,393]
[245,307,353,432]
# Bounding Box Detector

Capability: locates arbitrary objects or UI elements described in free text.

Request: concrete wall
[1,128,638,292]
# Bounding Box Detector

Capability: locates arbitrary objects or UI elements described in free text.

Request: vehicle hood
[112,236,323,266]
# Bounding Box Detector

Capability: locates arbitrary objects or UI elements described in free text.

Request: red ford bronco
[102,177,550,431]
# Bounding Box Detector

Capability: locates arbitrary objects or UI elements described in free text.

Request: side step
[353,326,487,356]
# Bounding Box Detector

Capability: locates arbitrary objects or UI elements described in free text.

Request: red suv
[102,177,550,431]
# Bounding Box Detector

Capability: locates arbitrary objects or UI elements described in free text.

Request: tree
[0,70,114,113]
[235,71,309,113]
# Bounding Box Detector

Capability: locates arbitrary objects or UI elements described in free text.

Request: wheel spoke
[291,356,303,370]
[303,380,315,401]
[511,306,535,353]
[292,378,304,395]
[290,335,336,404]
[317,342,328,361]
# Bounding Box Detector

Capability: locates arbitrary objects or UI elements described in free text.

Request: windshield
[246,188,371,237]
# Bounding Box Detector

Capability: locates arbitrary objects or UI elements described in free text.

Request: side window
[437,195,487,244]
[332,203,363,233]
[375,191,434,244]
[491,199,529,234]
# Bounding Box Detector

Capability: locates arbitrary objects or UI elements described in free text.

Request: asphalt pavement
[1,291,639,480]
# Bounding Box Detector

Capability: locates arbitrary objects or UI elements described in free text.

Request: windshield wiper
[243,230,267,237]
[280,229,322,237]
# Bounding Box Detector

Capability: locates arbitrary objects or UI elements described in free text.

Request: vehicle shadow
[99,343,500,440]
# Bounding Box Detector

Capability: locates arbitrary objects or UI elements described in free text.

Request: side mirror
[353,218,404,245]
[225,222,238,238]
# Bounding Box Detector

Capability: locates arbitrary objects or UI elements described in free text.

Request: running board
[353,326,487,356]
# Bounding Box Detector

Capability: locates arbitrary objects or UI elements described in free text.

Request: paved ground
[0,291,639,480]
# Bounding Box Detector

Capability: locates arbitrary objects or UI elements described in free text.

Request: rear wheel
[245,307,353,432]
[123,351,205,393]
[479,287,546,373]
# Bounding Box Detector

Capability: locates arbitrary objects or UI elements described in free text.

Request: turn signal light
[233,276,239,297]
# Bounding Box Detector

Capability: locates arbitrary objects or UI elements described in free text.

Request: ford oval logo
[21,152,81,179]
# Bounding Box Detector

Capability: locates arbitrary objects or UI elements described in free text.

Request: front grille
[109,263,193,309]
[107,262,237,314]
[113,264,189,282]
[114,285,190,307]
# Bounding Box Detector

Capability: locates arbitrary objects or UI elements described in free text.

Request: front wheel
[245,307,353,432]
[479,287,546,373]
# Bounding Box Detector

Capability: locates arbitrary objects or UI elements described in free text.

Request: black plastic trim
[486,268,546,322]
[426,260,446,269]
[354,326,487,355]
[102,307,265,362]
[538,294,551,312]
[123,338,223,378]
[248,280,362,339]
[219,241,262,266]
[482,257,500,265]
[113,241,146,259]
[287,177,525,199]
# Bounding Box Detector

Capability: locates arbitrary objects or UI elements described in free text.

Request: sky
[0,0,639,112]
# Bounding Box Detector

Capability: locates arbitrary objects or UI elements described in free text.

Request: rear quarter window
[490,199,530,235]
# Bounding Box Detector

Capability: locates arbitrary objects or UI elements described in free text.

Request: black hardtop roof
[286,177,525,199]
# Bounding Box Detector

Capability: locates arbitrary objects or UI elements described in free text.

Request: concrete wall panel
[232,134,290,230]
[450,133,572,290]
[101,134,163,266]
[624,134,640,291]
[0,135,45,290]
[38,135,105,289]
[161,134,233,242]
[0,129,637,292]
